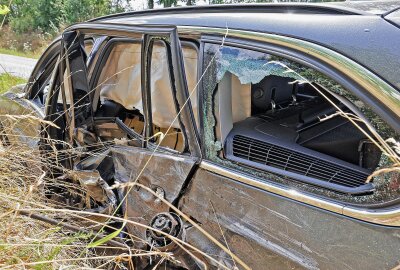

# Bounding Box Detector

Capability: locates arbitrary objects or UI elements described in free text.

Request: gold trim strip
[200,161,400,226]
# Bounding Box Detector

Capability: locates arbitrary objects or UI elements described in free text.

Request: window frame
[145,39,200,153]
[26,38,61,102]
[89,37,143,113]
[142,36,188,153]
[196,30,400,226]
[200,36,400,154]
[199,36,400,205]
[89,37,146,146]
[56,23,201,157]
[180,39,201,131]
[89,37,191,153]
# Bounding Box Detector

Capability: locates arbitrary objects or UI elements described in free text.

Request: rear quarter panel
[181,167,400,270]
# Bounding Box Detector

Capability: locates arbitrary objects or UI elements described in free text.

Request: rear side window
[202,43,400,203]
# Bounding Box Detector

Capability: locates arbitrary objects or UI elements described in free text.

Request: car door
[43,24,202,260]
[106,31,201,250]
[178,33,400,270]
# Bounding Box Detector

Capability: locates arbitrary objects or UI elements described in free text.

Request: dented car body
[1,2,400,269]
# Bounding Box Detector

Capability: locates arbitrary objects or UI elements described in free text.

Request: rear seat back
[251,75,295,114]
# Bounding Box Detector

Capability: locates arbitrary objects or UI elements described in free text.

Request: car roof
[90,3,400,91]
[93,2,400,21]
[328,0,400,15]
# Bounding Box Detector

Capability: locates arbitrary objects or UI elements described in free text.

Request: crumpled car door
[59,24,201,267]
[109,29,201,253]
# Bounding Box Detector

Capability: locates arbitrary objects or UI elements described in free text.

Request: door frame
[44,23,201,157]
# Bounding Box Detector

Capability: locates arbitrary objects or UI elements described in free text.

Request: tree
[8,0,64,33]
[0,4,10,15]
[3,0,128,34]
[158,0,177,8]
[0,3,10,29]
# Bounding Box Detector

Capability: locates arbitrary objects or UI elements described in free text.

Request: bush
[0,73,26,94]
[2,0,126,34]
[0,26,51,58]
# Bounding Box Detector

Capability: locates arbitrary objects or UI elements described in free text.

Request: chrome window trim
[201,161,400,227]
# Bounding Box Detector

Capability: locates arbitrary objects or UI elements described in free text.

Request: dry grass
[0,116,110,269]
[0,114,152,269]
[0,113,245,269]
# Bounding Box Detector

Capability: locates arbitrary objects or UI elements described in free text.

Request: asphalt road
[0,53,38,79]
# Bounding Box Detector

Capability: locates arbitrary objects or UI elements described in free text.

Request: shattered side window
[216,47,301,84]
[202,43,400,205]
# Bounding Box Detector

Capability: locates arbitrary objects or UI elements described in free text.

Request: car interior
[92,40,198,152]
[215,72,381,194]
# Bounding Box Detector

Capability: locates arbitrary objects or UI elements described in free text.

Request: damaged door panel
[109,29,201,259]
[56,169,117,224]
[111,146,197,250]
[73,145,200,269]
[180,167,400,270]
[43,24,203,267]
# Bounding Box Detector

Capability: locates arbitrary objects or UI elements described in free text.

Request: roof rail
[90,3,365,23]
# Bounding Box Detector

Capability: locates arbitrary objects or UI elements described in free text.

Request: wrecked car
[1,2,400,269]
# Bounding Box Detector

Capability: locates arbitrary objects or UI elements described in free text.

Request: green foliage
[3,0,127,34]
[209,0,343,3]
[87,222,126,248]
[158,0,178,8]
[0,73,26,94]
[157,0,195,7]
[0,4,10,15]
[32,231,92,270]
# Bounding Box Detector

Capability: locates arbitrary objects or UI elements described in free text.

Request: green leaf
[87,222,126,248]
[0,5,10,15]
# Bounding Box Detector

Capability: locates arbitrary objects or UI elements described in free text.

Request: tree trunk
[148,0,154,9]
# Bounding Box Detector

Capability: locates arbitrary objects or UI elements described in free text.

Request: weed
[0,73,26,94]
